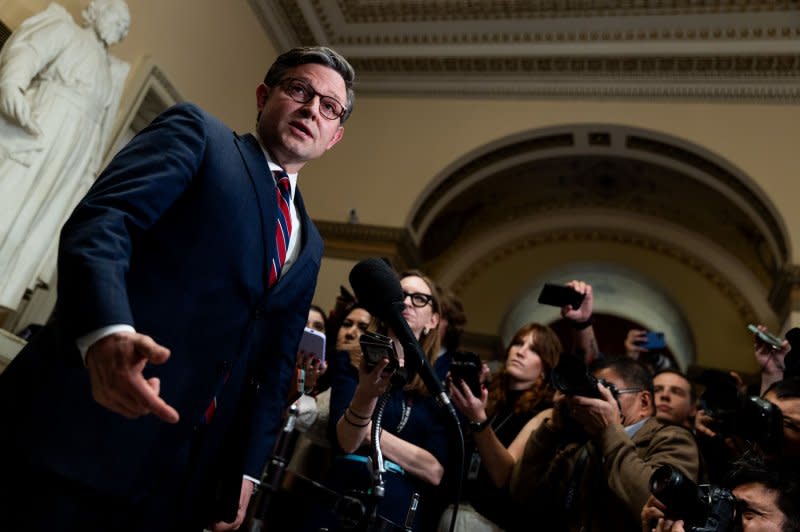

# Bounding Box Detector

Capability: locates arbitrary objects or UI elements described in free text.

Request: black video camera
[698,370,783,453]
[551,354,619,400]
[649,465,738,532]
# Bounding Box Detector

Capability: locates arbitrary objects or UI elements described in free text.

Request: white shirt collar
[253,131,298,200]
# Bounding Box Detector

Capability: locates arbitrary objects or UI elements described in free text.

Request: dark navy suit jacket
[0,103,323,522]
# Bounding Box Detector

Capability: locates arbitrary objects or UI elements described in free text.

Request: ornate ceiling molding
[249,0,800,100]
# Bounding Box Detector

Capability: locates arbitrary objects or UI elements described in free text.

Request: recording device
[748,324,783,349]
[298,326,327,363]
[537,283,585,309]
[649,465,738,532]
[349,258,458,422]
[698,369,784,453]
[638,331,666,351]
[551,354,618,400]
[359,329,399,372]
[450,351,482,397]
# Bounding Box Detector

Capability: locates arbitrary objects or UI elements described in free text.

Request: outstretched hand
[86,331,179,423]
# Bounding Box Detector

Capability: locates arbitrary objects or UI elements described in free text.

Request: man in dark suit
[0,46,354,532]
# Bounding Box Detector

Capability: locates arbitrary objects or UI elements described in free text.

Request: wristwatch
[469,419,490,433]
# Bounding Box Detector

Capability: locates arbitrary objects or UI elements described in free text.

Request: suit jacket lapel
[234,133,323,300]
[234,133,277,288]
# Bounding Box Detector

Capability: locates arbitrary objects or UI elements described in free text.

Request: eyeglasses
[616,387,643,395]
[277,77,346,121]
[403,291,433,308]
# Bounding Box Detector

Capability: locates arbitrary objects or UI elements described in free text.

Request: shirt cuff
[243,474,260,486]
[76,324,136,365]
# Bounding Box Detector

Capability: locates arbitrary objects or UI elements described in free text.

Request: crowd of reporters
[257,267,800,532]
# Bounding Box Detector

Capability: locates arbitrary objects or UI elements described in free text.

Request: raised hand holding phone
[296,327,327,395]
[749,324,790,393]
[748,323,783,349]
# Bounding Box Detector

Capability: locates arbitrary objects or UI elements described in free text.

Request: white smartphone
[747,324,783,349]
[298,326,327,362]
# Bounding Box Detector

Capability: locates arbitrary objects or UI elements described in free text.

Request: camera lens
[650,465,707,526]
[650,465,682,499]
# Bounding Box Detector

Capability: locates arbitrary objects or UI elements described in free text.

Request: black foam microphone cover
[348,257,404,319]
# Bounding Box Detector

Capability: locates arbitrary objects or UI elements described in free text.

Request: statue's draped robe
[0,3,128,310]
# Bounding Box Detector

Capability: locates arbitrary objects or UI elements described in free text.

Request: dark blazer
[0,103,323,523]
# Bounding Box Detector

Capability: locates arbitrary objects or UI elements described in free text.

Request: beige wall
[1,0,277,131]
[304,97,799,257]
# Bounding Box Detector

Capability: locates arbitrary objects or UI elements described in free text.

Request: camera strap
[563,446,590,511]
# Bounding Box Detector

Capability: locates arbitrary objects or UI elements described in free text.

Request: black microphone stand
[247,400,300,532]
[364,390,390,530]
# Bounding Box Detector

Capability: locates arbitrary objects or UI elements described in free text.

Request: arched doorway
[411,124,789,374]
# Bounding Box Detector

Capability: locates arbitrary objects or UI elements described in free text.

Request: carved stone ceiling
[248,1,800,100]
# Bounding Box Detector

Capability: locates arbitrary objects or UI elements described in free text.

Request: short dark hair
[593,355,653,395]
[653,368,696,403]
[264,46,355,122]
[724,453,800,532]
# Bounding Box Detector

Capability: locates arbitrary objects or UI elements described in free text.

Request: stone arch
[411,124,790,370]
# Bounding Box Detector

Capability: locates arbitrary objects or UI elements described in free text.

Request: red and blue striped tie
[268,170,293,288]
[202,169,293,425]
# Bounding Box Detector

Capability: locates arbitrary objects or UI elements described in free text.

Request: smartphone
[298,326,327,363]
[450,351,482,397]
[639,331,666,351]
[359,330,398,371]
[537,283,585,309]
[748,324,783,349]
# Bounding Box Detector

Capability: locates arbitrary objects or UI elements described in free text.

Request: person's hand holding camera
[357,355,395,398]
[449,364,490,424]
[694,408,718,438]
[566,381,622,437]
[641,495,685,532]
[341,356,394,448]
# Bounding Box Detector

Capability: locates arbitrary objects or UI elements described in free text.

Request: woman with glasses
[300,270,448,531]
[438,322,562,532]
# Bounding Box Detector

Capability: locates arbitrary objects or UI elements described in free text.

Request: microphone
[349,258,458,422]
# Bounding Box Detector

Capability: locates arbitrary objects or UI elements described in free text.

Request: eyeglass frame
[276,77,347,121]
[615,387,644,395]
[403,291,434,308]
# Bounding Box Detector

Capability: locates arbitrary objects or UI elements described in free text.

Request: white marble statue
[0,0,130,311]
